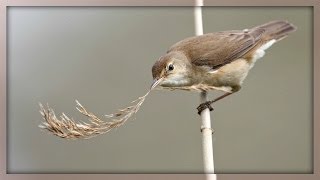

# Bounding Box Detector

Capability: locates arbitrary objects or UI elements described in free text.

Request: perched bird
[151,20,296,114]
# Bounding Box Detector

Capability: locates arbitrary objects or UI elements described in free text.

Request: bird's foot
[197,101,214,115]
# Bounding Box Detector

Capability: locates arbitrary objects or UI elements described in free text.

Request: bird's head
[151,51,191,89]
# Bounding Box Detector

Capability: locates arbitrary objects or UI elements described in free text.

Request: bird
[151,20,297,114]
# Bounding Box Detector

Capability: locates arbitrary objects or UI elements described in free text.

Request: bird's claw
[197,101,214,115]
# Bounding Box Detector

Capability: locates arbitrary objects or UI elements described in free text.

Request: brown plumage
[151,20,296,113]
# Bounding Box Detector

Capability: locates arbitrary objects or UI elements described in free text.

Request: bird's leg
[197,101,214,115]
[197,92,233,115]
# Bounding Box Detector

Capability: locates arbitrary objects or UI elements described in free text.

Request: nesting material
[39,79,162,139]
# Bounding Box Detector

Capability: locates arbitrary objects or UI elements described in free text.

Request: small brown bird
[151,20,296,114]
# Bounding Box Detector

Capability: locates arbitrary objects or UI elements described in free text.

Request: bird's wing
[167,29,265,69]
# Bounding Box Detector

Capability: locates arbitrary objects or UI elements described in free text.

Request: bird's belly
[197,58,253,92]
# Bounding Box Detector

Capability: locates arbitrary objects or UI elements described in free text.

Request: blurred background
[7,7,312,173]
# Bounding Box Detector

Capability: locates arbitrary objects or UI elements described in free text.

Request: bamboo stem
[194,0,216,179]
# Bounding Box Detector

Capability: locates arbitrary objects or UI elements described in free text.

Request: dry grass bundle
[39,79,162,139]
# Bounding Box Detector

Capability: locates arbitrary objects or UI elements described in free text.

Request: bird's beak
[150,77,163,89]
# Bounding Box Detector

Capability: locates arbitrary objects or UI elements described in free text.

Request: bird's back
[167,20,296,70]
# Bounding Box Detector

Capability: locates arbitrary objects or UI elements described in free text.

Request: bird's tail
[253,20,297,41]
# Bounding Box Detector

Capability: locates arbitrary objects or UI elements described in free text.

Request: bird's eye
[168,64,174,71]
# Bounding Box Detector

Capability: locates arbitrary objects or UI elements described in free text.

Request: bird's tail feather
[253,20,297,41]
